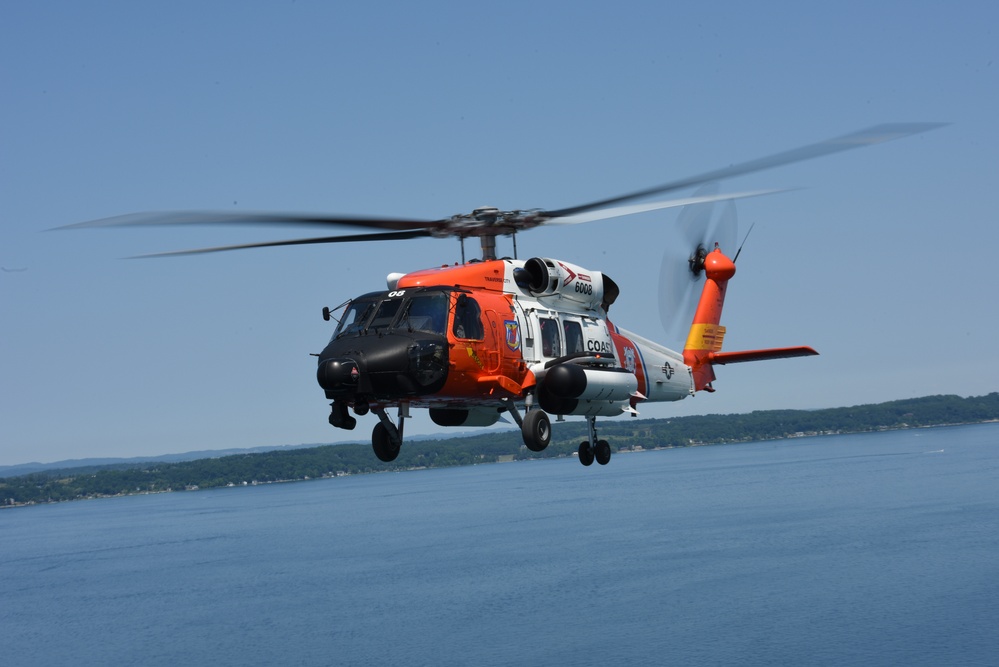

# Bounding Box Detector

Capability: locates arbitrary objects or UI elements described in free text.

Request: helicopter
[66,123,942,466]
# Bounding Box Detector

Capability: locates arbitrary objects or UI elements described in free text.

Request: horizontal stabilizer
[709,346,818,365]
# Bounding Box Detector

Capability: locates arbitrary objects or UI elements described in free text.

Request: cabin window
[539,317,561,357]
[453,295,484,340]
[563,320,584,353]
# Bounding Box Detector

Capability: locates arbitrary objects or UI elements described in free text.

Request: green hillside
[3,393,997,507]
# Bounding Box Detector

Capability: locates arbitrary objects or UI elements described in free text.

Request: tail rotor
[658,184,738,342]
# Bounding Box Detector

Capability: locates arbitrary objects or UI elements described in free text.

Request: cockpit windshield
[333,298,377,339]
[332,290,449,340]
[367,299,403,333]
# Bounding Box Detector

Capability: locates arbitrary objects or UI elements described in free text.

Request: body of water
[3,424,998,665]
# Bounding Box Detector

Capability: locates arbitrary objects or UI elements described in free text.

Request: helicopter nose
[317,358,359,391]
[317,335,449,397]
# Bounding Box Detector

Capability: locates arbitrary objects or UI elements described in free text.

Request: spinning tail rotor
[659,183,738,342]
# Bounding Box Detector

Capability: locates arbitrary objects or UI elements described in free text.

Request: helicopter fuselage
[317,258,696,458]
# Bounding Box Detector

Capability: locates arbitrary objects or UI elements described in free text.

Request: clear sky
[2,1,997,466]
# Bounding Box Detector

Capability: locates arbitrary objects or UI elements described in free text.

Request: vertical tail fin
[682,246,736,391]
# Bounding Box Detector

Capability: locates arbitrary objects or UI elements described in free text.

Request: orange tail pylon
[682,246,818,392]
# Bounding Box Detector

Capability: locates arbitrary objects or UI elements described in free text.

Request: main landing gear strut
[504,399,611,467]
[503,398,552,454]
[371,404,408,462]
[331,400,409,463]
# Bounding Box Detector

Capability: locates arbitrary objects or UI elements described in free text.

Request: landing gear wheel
[522,410,551,452]
[595,439,611,466]
[578,441,594,466]
[372,422,401,462]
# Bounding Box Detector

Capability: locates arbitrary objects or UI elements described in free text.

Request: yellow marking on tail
[685,323,726,352]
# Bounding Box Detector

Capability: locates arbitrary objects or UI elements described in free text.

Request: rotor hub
[688,244,709,278]
[472,206,500,221]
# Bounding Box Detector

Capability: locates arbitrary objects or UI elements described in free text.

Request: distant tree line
[3,392,997,507]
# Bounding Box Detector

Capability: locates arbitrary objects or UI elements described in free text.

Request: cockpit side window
[452,294,484,340]
[398,292,448,335]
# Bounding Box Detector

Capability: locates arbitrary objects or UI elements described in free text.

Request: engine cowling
[519,257,616,310]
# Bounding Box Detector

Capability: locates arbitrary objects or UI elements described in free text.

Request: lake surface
[3,424,998,666]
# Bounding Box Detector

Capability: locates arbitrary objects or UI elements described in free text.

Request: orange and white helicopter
[68,124,941,466]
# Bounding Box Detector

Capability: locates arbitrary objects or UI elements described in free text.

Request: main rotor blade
[129,229,434,258]
[544,122,946,219]
[58,210,445,232]
[545,188,788,225]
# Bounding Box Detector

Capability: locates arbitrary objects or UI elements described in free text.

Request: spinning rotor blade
[59,210,444,232]
[59,210,446,258]
[545,189,786,225]
[659,184,738,342]
[545,123,945,219]
[129,229,434,258]
[59,123,943,260]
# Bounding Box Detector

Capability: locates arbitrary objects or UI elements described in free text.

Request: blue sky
[2,1,997,466]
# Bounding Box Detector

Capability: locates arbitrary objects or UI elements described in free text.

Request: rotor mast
[470,206,503,262]
[479,234,497,261]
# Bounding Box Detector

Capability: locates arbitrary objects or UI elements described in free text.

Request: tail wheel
[595,440,611,465]
[578,441,594,466]
[372,422,401,462]
[522,409,551,452]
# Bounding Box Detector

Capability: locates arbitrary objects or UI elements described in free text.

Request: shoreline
[5,419,997,510]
